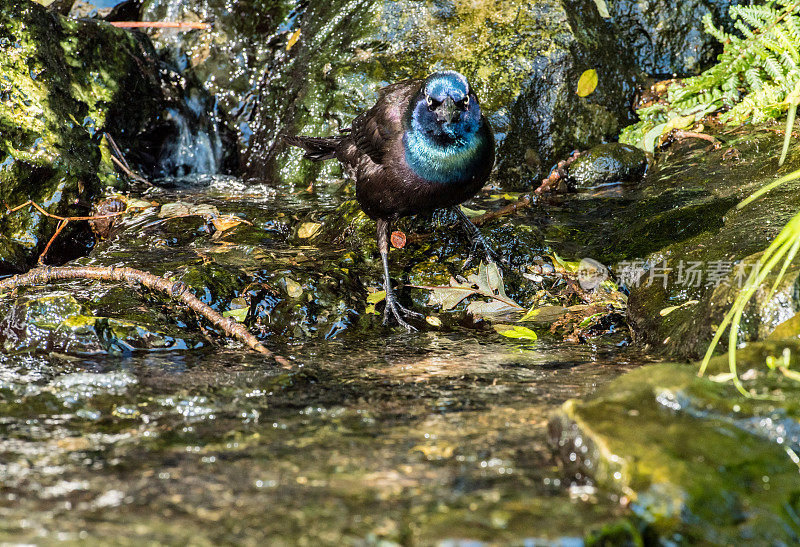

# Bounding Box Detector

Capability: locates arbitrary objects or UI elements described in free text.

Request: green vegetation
[699,168,800,394]
[621,1,800,152]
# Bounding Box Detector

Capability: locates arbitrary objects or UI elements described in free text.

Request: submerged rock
[565,143,647,188]
[550,344,800,543]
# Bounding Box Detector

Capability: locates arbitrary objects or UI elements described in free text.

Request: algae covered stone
[0,0,191,273]
[551,350,800,543]
[566,143,647,188]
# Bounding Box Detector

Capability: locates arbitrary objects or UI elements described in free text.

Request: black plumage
[287,71,495,330]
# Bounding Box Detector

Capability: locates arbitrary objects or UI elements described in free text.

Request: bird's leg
[452,207,505,269]
[376,219,424,331]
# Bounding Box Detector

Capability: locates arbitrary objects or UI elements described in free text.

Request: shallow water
[0,322,642,544]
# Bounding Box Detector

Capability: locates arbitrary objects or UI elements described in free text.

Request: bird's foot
[383,295,424,332]
[463,234,509,271]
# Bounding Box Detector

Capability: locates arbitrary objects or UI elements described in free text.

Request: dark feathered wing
[283,135,342,161]
[344,79,421,165]
[285,79,421,168]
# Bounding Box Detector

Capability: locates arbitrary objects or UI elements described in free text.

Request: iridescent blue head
[404,71,491,184]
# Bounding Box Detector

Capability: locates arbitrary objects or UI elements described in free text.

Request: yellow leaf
[297,222,322,239]
[286,29,301,50]
[367,290,386,304]
[577,69,598,97]
[426,316,443,327]
[593,0,611,18]
[212,216,242,233]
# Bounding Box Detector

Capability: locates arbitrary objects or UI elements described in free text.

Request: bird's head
[409,71,481,144]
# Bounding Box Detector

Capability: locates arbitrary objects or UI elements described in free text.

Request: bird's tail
[284,135,342,161]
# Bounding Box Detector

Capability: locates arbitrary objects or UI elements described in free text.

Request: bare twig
[104,132,131,171]
[110,22,211,30]
[104,133,152,186]
[38,219,69,265]
[5,199,129,223]
[672,130,721,147]
[471,195,533,227]
[4,200,134,263]
[0,265,290,366]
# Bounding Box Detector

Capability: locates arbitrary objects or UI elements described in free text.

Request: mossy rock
[141,0,643,190]
[566,143,647,188]
[0,0,201,273]
[550,344,800,543]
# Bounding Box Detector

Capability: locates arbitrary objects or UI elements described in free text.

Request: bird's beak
[435,97,459,124]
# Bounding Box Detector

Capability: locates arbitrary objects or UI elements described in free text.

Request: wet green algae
[553,342,800,543]
[0,0,186,273]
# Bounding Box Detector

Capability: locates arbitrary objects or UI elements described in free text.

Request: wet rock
[0,0,226,274]
[141,0,643,190]
[550,345,800,543]
[531,127,800,359]
[600,0,746,76]
[0,289,204,354]
[565,143,647,188]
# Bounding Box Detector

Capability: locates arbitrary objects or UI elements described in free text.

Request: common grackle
[286,71,495,330]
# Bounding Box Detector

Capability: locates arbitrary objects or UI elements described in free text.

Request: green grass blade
[779,102,797,166]
[738,168,800,209]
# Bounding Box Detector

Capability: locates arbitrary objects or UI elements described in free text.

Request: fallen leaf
[467,300,520,316]
[519,305,567,323]
[577,69,598,97]
[286,28,301,50]
[284,278,303,298]
[391,230,406,248]
[367,290,386,304]
[593,0,611,18]
[298,222,322,239]
[428,281,479,310]
[426,316,443,327]
[212,216,243,233]
[414,262,522,318]
[494,324,538,341]
[222,307,248,322]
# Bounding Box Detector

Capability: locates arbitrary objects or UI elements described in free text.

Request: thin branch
[0,265,290,366]
[104,133,152,187]
[470,195,533,227]
[105,132,131,171]
[5,199,130,223]
[38,219,69,264]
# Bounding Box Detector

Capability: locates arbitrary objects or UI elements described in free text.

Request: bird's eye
[426,96,441,111]
[459,96,470,109]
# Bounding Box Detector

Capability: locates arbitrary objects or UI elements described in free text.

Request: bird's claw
[383,296,423,332]
[463,236,508,271]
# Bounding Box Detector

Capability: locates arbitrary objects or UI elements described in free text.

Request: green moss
[0,0,176,271]
[555,355,800,542]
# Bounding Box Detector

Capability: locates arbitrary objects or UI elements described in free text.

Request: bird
[286,70,495,331]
